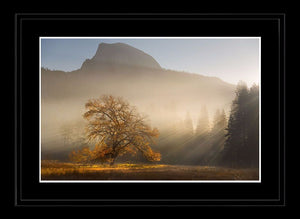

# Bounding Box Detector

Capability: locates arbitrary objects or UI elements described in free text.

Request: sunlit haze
[40,37,260,180]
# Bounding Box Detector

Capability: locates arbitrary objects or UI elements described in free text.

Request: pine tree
[207,108,227,164]
[219,109,227,139]
[221,81,259,168]
[211,109,227,135]
[222,81,249,167]
[211,109,220,133]
[246,83,259,167]
[195,106,210,136]
[184,112,194,137]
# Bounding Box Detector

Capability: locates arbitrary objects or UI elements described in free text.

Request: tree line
[63,81,258,168]
[220,81,259,168]
[154,81,259,168]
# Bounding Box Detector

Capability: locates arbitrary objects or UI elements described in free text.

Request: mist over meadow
[41,42,258,169]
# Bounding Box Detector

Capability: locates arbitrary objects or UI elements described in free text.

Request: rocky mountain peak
[81,42,162,70]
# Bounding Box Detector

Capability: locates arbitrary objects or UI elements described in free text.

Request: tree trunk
[109,150,119,166]
[110,158,115,166]
[110,154,117,166]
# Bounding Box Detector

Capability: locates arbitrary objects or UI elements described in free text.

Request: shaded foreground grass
[41,160,259,180]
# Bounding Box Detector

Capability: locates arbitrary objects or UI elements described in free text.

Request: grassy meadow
[41,160,259,181]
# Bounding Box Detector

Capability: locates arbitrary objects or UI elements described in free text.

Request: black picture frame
[13,13,286,207]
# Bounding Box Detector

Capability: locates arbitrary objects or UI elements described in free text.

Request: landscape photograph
[40,37,260,181]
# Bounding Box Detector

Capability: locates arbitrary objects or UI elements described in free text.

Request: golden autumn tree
[72,95,161,166]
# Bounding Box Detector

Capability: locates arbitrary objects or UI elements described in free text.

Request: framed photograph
[14,13,286,206]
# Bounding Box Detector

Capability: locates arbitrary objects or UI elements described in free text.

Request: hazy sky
[41,37,260,86]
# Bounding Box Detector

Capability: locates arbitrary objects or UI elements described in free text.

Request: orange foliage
[70,95,161,165]
[69,146,91,163]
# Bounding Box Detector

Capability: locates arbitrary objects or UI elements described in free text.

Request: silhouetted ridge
[81,43,162,70]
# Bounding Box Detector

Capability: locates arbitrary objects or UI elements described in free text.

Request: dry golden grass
[41,160,259,181]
